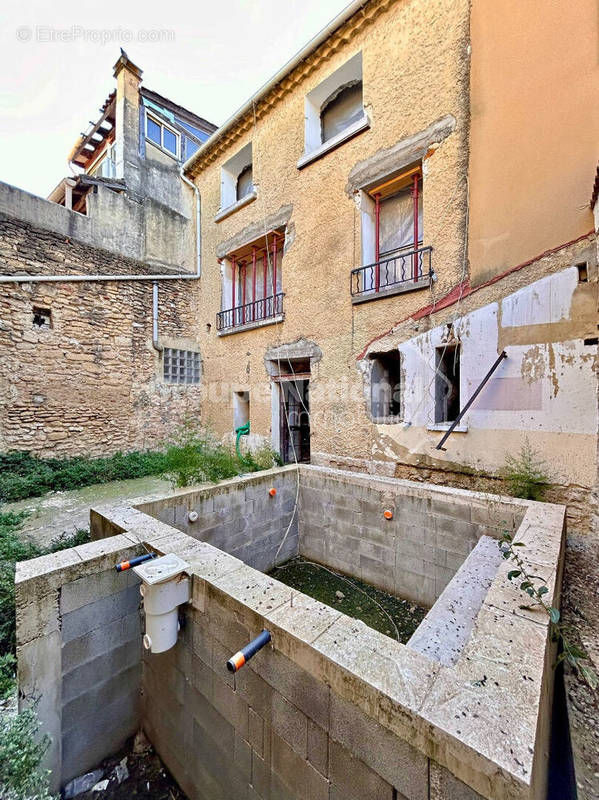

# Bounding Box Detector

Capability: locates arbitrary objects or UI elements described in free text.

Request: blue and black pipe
[227,630,271,673]
[115,553,157,572]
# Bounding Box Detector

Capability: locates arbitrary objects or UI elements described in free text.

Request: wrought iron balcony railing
[216,292,284,332]
[350,245,433,299]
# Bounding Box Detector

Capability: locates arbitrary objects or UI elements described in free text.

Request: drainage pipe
[115,553,157,572]
[227,629,271,672]
[152,281,162,352]
[179,169,201,277]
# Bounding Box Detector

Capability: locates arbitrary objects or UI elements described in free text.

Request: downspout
[180,169,201,277]
[152,281,162,352]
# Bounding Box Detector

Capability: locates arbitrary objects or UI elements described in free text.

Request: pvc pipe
[227,629,271,672]
[183,0,370,175]
[115,553,157,572]
[0,272,199,285]
[179,169,202,276]
[152,281,162,352]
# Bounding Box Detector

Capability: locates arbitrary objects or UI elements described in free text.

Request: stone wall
[15,535,144,792]
[0,212,202,457]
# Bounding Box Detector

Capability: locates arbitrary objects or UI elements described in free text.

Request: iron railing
[350,245,433,299]
[216,292,284,332]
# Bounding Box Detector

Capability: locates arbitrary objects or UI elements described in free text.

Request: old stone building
[0,55,216,455]
[183,0,599,533]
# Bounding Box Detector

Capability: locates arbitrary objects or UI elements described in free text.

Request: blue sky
[0,0,350,197]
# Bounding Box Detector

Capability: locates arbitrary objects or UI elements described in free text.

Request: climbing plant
[499,531,597,689]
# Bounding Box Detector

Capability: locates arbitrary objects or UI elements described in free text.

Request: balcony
[351,245,433,304]
[216,292,285,335]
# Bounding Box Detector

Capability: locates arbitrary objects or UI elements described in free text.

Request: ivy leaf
[537,586,549,596]
[507,570,521,580]
[549,607,560,624]
[579,665,599,690]
[520,581,532,591]
[512,542,526,547]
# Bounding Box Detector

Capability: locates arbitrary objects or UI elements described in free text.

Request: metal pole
[436,351,508,451]
[231,255,236,327]
[413,174,419,282]
[374,193,381,292]
[252,246,257,321]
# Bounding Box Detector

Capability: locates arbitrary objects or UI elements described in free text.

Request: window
[163,348,201,384]
[369,351,401,421]
[299,52,367,168]
[321,81,363,144]
[145,113,180,158]
[435,346,460,423]
[352,166,430,300]
[32,307,51,329]
[90,143,116,179]
[233,391,250,429]
[219,143,254,214]
[217,231,284,332]
[236,164,253,201]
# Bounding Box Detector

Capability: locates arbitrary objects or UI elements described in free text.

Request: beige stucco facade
[187,0,598,532]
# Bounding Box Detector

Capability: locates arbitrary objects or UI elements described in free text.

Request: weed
[0,708,54,799]
[502,439,551,501]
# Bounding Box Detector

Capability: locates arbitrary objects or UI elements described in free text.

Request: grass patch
[164,422,281,488]
[0,450,169,504]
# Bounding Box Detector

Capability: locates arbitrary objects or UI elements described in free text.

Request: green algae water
[269,556,427,643]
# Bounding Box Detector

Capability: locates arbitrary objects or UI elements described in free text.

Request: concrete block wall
[136,467,299,573]
[15,535,144,791]
[298,466,526,607]
[141,563,484,800]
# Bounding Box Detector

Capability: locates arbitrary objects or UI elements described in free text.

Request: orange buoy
[269,488,277,497]
[383,509,393,520]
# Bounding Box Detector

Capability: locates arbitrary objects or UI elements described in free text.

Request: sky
[0,0,351,198]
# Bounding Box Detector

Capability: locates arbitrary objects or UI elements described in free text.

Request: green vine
[499,531,597,690]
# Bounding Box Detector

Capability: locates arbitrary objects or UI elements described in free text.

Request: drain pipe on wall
[152,281,162,352]
[179,169,201,277]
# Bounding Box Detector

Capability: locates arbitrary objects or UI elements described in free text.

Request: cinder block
[271,731,329,800]
[61,611,140,673]
[213,673,250,740]
[62,638,140,703]
[61,584,140,644]
[329,740,394,800]
[16,589,60,646]
[429,762,485,800]
[62,662,140,732]
[271,693,308,758]
[191,652,214,701]
[307,720,329,777]
[60,568,140,614]
[329,693,428,800]
[251,750,271,800]
[249,707,265,756]
[251,647,330,729]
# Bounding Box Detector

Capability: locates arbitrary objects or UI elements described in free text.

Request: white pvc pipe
[0,272,199,284]
[152,281,162,352]
[180,169,201,277]
[182,0,369,175]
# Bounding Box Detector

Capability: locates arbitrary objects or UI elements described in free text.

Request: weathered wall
[298,466,523,607]
[468,0,599,286]
[19,467,565,800]
[0,213,202,457]
[188,0,471,470]
[15,535,143,792]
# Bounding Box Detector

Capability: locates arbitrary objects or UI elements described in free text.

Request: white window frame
[145,112,180,159]
[216,142,256,220]
[298,52,368,169]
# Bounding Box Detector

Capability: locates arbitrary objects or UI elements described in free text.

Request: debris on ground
[68,735,187,800]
